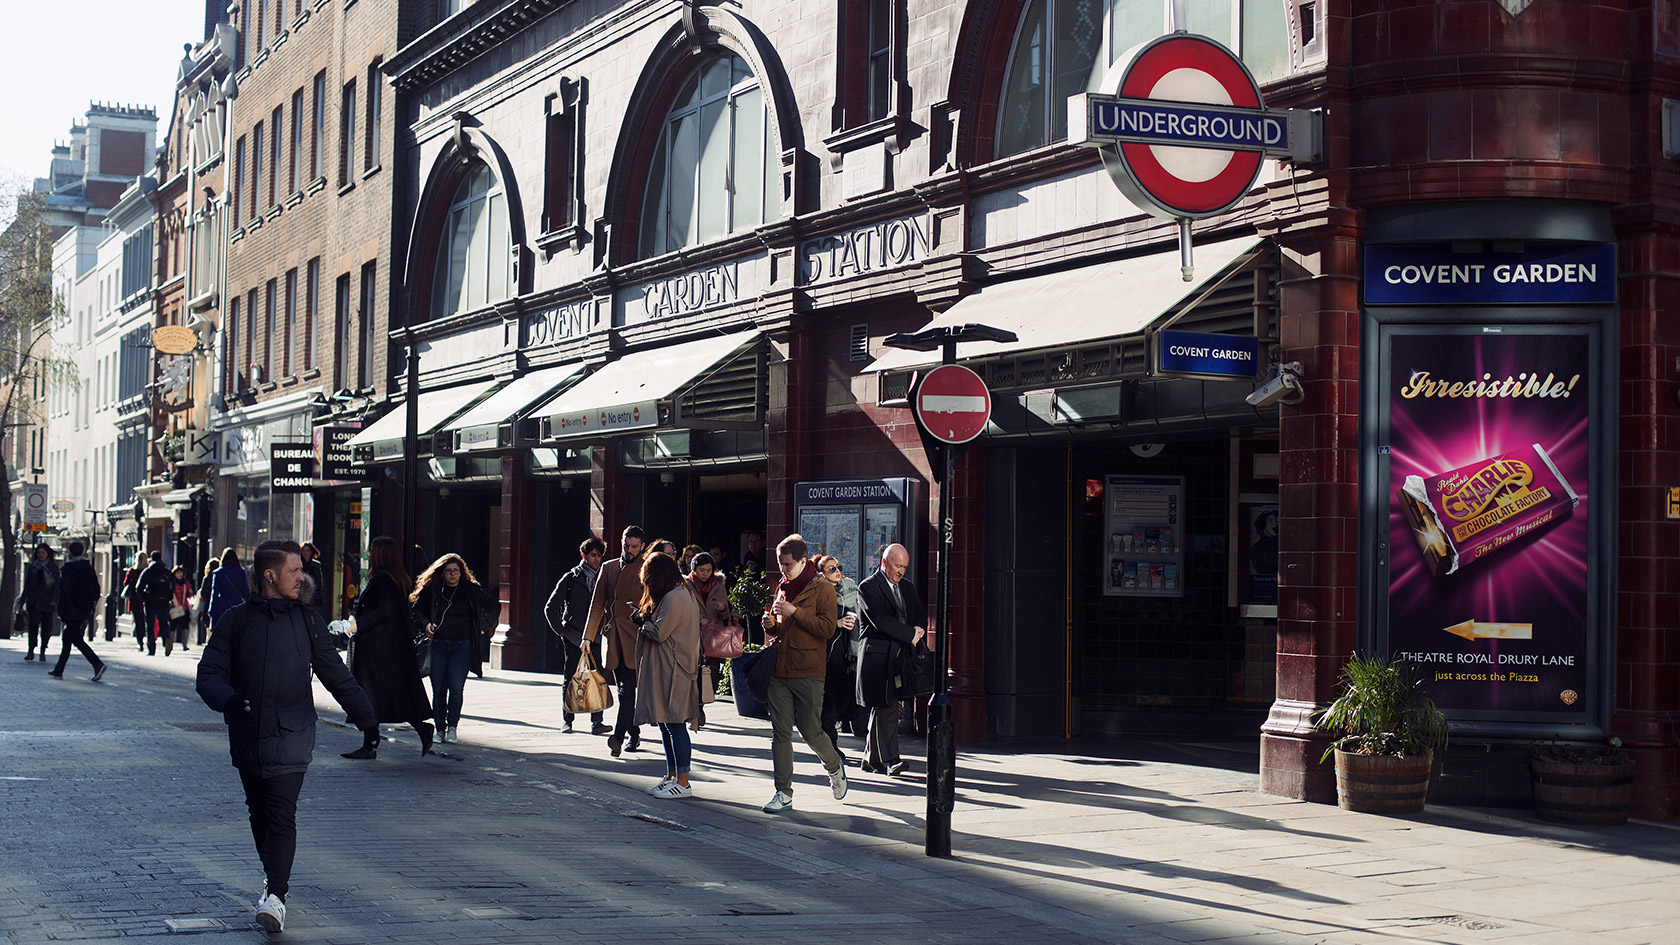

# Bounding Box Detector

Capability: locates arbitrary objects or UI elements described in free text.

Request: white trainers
[762,790,793,813]
[255,893,286,933]
[829,765,849,800]
[651,780,692,798]
[644,776,674,795]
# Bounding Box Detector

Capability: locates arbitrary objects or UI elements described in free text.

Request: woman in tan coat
[633,552,702,798]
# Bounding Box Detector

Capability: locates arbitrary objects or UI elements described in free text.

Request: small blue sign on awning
[1155,330,1260,379]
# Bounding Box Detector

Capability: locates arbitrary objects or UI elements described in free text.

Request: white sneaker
[445,727,457,743]
[829,765,849,800]
[651,780,692,798]
[762,790,793,813]
[255,893,286,933]
[644,776,674,795]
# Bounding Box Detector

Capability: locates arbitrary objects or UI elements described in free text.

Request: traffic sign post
[910,360,993,858]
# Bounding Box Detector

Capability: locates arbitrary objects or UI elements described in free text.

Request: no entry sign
[1070,34,1305,219]
[914,365,992,445]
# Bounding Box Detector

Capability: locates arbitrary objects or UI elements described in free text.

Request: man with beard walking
[196,539,377,933]
[545,536,608,734]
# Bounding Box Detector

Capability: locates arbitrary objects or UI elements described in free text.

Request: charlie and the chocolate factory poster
[1381,328,1597,718]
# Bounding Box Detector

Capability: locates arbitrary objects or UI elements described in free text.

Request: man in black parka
[197,540,377,934]
[855,543,926,776]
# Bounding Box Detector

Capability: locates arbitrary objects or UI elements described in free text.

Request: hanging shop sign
[317,425,362,481]
[1364,244,1617,306]
[1379,327,1598,718]
[151,324,199,355]
[270,442,316,494]
[1154,329,1259,379]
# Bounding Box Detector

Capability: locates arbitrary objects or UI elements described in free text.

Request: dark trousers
[865,702,902,768]
[430,638,472,729]
[135,603,167,653]
[237,769,306,900]
[820,660,865,748]
[52,618,104,675]
[611,667,640,742]
[26,609,55,655]
[561,637,604,726]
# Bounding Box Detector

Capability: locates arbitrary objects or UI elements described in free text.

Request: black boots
[416,721,435,756]
[341,727,380,760]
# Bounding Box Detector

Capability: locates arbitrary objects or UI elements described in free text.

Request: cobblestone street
[4,636,1678,944]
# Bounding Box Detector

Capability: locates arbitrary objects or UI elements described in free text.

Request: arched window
[996,0,1289,159]
[430,163,509,319]
[639,54,780,259]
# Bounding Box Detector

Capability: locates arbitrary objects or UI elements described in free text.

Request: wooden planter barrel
[1334,750,1433,814]
[1529,758,1636,826]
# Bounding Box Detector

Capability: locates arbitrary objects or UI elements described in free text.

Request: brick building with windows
[312,0,1680,818]
[208,0,400,618]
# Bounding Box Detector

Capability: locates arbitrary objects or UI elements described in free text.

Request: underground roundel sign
[1069,33,1293,219]
[914,365,992,445]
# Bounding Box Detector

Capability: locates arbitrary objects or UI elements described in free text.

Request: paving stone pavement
[3,634,1678,944]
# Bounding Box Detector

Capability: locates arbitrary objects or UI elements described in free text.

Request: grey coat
[634,585,702,726]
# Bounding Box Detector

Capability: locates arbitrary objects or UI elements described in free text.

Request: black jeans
[561,637,604,726]
[612,667,640,742]
[52,618,104,675]
[26,608,55,655]
[237,769,307,900]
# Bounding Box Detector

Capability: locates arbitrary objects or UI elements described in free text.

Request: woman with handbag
[21,544,60,661]
[165,565,193,655]
[634,552,703,798]
[411,551,496,745]
[339,536,434,759]
[687,553,737,714]
[816,555,864,758]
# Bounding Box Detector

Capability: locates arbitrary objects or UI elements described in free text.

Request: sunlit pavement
[3,633,1677,944]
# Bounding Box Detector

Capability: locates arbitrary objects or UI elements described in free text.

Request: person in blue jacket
[207,547,251,629]
[196,539,376,934]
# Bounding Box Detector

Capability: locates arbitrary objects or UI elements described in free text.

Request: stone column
[492,454,534,671]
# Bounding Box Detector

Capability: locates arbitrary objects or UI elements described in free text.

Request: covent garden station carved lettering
[643,263,741,319]
[801,215,929,284]
[527,298,593,347]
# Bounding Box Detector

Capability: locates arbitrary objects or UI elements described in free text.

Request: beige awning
[345,381,497,463]
[867,235,1265,373]
[534,332,762,440]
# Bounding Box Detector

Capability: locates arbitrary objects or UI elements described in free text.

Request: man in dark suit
[855,543,925,776]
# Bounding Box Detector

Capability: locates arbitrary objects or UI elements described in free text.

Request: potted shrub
[1315,653,1448,814]
[1528,736,1636,826]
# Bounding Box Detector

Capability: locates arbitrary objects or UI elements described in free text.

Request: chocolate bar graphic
[1443,620,1534,641]
[1401,443,1579,577]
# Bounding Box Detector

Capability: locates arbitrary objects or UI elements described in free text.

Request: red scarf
[773,557,819,603]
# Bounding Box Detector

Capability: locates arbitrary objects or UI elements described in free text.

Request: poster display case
[1103,475,1185,597]
[795,478,919,582]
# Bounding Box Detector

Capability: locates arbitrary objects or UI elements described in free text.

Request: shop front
[213,400,317,561]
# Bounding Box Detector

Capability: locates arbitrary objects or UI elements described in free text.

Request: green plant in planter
[1315,653,1448,761]
[716,642,764,697]
[1529,735,1627,765]
[727,568,774,641]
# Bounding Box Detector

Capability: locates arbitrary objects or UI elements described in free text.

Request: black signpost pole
[926,338,958,856]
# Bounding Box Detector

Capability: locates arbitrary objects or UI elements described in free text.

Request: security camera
[1246,362,1305,408]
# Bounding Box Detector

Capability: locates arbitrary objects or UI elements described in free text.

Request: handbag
[566,647,615,714]
[698,664,717,704]
[414,634,432,677]
[895,640,938,697]
[701,619,744,660]
[168,604,188,620]
[739,641,778,703]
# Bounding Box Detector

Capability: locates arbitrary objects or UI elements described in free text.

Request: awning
[162,484,209,507]
[446,363,586,452]
[535,331,762,440]
[867,235,1265,373]
[346,380,498,464]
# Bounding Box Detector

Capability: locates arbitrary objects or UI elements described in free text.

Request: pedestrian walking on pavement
[340,536,434,759]
[584,525,648,757]
[195,539,378,934]
[856,543,926,777]
[207,548,251,630]
[135,551,174,656]
[543,536,608,735]
[686,551,730,717]
[47,541,107,682]
[759,534,847,813]
[299,542,328,614]
[634,551,703,798]
[816,555,865,758]
[165,566,193,656]
[411,552,497,744]
[21,543,60,662]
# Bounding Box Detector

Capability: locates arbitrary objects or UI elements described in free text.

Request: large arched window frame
[429,162,510,320]
[638,53,781,260]
[993,0,1291,159]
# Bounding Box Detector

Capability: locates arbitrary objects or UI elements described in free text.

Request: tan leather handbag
[566,648,615,714]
